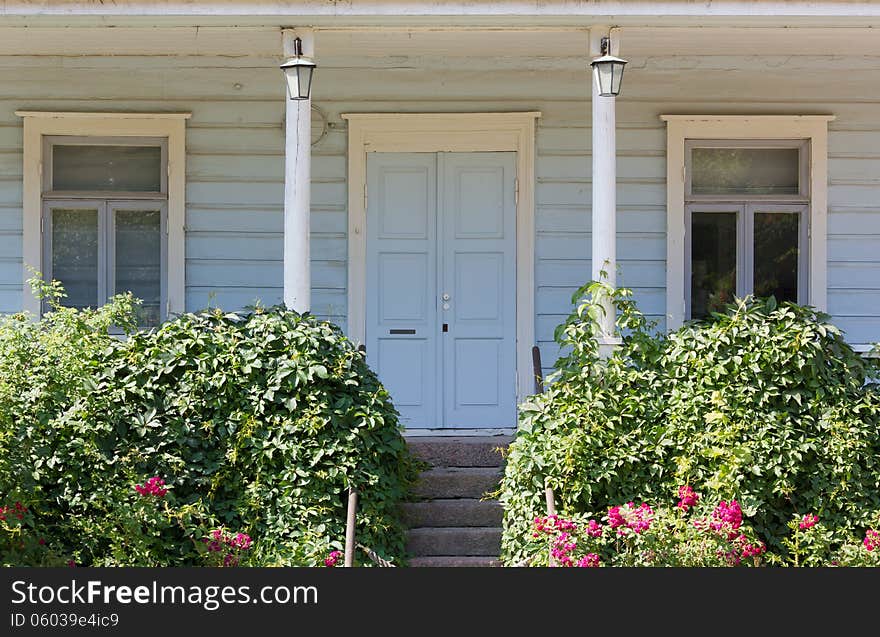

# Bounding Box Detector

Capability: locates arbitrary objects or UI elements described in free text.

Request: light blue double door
[366,152,517,429]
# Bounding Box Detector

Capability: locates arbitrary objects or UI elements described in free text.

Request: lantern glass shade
[281,57,316,100]
[591,54,627,97]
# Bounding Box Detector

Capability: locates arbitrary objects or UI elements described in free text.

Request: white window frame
[16,111,190,317]
[685,203,809,320]
[661,115,834,329]
[41,200,168,322]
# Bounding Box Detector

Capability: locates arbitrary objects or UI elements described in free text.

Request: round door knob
[442,293,451,301]
[442,303,450,310]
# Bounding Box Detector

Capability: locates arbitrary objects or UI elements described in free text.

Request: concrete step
[401,499,503,528]
[407,527,502,557]
[407,436,512,468]
[409,556,501,567]
[411,467,503,500]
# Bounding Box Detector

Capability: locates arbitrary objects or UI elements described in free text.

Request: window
[42,138,167,326]
[662,116,832,330]
[17,111,189,321]
[685,140,809,319]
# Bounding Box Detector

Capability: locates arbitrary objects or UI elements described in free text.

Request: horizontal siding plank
[186,233,345,262]
[538,155,666,181]
[537,182,665,207]
[828,290,880,317]
[828,210,880,235]
[828,262,880,289]
[537,233,666,261]
[187,154,342,182]
[0,208,21,232]
[0,287,21,313]
[827,236,880,262]
[186,259,344,290]
[833,317,880,346]
[537,207,666,234]
[538,127,666,154]
[0,232,22,258]
[537,259,666,289]
[0,261,21,286]
[537,286,665,317]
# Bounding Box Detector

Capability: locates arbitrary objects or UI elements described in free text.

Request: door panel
[366,151,516,429]
[366,154,438,428]
[441,153,517,427]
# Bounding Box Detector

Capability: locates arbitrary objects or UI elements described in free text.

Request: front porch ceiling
[4,1,880,28]
[3,25,880,60]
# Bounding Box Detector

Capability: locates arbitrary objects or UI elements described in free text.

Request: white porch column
[282,28,314,312]
[590,27,619,343]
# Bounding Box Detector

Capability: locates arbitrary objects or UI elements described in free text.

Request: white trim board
[661,114,834,330]
[16,111,190,317]
[342,111,540,405]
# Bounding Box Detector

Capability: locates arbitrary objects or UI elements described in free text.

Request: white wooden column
[590,27,620,344]
[282,28,314,312]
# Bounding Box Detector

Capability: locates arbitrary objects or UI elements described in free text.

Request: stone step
[401,499,504,528]
[411,467,503,500]
[407,527,502,557]
[409,556,501,567]
[407,436,512,468]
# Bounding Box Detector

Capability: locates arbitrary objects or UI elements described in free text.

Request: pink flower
[676,485,700,512]
[709,500,743,536]
[607,506,625,529]
[231,533,252,550]
[741,541,766,559]
[585,520,603,538]
[37,538,45,546]
[577,553,600,568]
[533,515,576,535]
[134,476,168,497]
[324,550,343,567]
[864,529,880,552]
[799,514,818,530]
[607,502,653,535]
[67,560,76,568]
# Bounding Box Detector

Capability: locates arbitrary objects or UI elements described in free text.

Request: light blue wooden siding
[0,117,22,312]
[0,55,346,326]
[827,135,880,349]
[0,51,878,358]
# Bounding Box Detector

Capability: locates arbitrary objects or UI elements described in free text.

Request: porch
[1,7,879,436]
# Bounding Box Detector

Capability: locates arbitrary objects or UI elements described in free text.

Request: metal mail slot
[389,329,416,335]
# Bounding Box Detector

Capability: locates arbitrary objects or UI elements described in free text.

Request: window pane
[754,212,800,304]
[691,148,800,196]
[115,209,162,326]
[51,208,98,310]
[53,145,162,192]
[691,211,737,319]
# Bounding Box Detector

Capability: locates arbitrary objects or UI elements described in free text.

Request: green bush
[499,281,880,564]
[0,280,415,566]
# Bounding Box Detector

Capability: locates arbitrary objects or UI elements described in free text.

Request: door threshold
[403,428,516,438]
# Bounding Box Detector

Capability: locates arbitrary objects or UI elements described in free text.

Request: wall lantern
[590,36,627,97]
[280,37,316,100]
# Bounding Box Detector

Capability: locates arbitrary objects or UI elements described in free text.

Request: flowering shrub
[520,486,880,567]
[500,280,880,563]
[526,489,768,567]
[0,279,415,566]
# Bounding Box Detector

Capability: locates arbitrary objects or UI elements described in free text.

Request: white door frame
[342,112,540,406]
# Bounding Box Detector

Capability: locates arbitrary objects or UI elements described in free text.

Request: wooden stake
[344,487,358,567]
